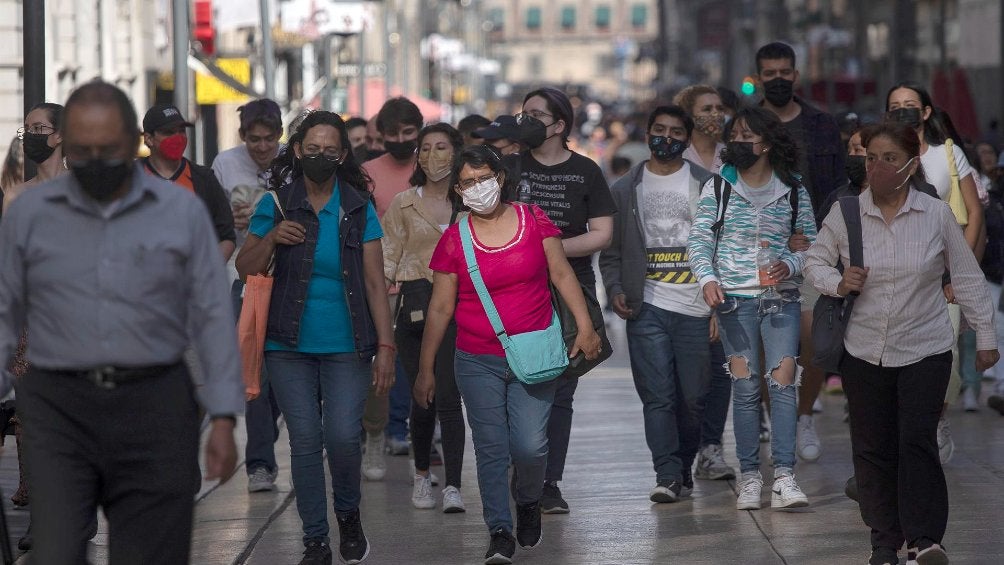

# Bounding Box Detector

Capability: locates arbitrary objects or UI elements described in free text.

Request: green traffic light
[741,81,756,96]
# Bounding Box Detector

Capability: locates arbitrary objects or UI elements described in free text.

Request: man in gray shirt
[0,81,242,564]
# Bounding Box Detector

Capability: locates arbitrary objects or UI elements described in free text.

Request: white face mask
[462,176,502,214]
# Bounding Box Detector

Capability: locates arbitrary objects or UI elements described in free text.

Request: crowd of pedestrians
[0,37,1003,565]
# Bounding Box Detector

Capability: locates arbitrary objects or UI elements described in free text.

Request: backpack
[709,175,799,257]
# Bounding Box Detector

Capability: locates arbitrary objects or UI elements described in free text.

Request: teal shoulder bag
[459,217,568,384]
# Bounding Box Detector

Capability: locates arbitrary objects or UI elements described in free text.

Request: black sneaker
[868,546,898,565]
[681,468,694,497]
[299,538,332,565]
[908,537,948,565]
[484,527,516,565]
[515,501,542,549]
[540,482,569,514]
[336,510,369,564]
[649,480,682,503]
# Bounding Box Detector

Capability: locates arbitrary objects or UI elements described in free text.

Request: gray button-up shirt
[0,163,243,416]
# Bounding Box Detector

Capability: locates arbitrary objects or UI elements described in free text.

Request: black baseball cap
[472,115,520,141]
[142,104,194,133]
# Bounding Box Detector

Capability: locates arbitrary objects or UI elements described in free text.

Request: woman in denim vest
[236,111,395,565]
[688,106,817,512]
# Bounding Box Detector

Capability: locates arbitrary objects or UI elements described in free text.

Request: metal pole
[260,0,276,100]
[172,0,190,120]
[358,31,366,118]
[22,0,45,181]
[322,35,333,110]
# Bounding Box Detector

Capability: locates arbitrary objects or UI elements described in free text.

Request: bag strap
[789,186,799,234]
[264,191,286,275]
[837,195,863,299]
[458,217,509,341]
[945,139,960,189]
[710,175,730,260]
[268,190,287,221]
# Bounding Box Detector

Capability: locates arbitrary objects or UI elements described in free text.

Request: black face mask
[70,159,132,202]
[724,141,761,170]
[384,139,417,160]
[648,136,687,162]
[22,132,56,164]
[517,115,548,149]
[886,107,923,129]
[300,154,341,184]
[763,77,795,107]
[845,155,867,188]
[352,144,369,164]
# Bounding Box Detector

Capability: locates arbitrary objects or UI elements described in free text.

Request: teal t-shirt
[249,183,383,353]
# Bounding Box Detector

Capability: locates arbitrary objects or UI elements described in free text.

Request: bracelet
[378,343,397,353]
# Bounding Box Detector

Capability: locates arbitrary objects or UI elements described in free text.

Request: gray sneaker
[694,444,736,480]
[247,467,277,493]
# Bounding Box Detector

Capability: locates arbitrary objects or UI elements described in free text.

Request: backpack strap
[789,186,799,234]
[838,195,863,297]
[710,175,730,260]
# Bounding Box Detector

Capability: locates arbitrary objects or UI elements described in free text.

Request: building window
[631,4,647,29]
[488,8,505,32]
[526,7,542,30]
[595,5,611,30]
[561,6,576,30]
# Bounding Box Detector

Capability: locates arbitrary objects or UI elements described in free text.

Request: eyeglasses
[17,125,55,139]
[515,110,552,125]
[302,149,345,160]
[458,174,497,191]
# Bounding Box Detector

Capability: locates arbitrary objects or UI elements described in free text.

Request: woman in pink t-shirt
[414,145,600,564]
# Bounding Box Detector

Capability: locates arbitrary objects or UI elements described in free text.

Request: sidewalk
[5,343,1004,563]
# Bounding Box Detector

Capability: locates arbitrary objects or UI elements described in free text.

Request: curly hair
[722,106,802,188]
[265,110,372,194]
[672,85,719,116]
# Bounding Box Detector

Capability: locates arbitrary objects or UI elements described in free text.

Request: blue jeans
[627,303,711,482]
[265,351,371,543]
[454,350,556,533]
[233,279,282,475]
[716,290,801,474]
[700,339,730,447]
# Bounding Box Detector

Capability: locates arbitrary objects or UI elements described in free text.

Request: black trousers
[18,364,201,565]
[396,317,465,488]
[841,350,951,550]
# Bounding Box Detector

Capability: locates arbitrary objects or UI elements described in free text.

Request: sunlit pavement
[5,316,1004,564]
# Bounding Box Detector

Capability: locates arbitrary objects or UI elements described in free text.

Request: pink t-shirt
[430,203,562,357]
[361,153,416,217]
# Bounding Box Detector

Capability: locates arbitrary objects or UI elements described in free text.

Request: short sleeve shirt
[517,152,617,285]
[429,203,561,357]
[249,183,382,353]
[921,142,977,201]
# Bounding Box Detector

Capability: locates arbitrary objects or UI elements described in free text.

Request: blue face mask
[648,136,687,162]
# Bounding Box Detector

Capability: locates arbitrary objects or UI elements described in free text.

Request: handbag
[551,282,612,378]
[237,191,285,401]
[811,196,863,374]
[945,139,968,225]
[396,278,434,329]
[459,217,569,384]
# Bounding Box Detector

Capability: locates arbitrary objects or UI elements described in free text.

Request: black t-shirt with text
[517,152,617,285]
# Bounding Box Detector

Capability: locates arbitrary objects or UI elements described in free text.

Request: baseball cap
[472,115,520,141]
[142,104,194,133]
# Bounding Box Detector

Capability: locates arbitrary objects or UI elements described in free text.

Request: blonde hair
[673,85,719,116]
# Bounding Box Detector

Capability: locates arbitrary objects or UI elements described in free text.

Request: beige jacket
[381,187,464,283]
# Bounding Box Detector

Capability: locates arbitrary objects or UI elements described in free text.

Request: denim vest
[266,177,378,358]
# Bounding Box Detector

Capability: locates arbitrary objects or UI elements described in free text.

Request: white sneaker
[771,473,809,508]
[362,433,386,481]
[442,486,466,513]
[796,415,822,462]
[247,467,277,492]
[411,473,436,509]
[962,386,979,412]
[937,416,954,464]
[812,397,823,413]
[736,472,763,510]
[694,444,736,480]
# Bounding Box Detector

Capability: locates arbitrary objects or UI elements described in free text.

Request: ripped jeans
[716,290,801,474]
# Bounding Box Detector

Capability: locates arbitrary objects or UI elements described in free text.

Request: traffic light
[194,0,215,56]
[741,76,756,96]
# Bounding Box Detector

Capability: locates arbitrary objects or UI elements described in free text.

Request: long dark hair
[450,145,518,209]
[722,106,802,188]
[266,110,372,193]
[860,122,929,189]
[885,81,943,145]
[409,122,464,187]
